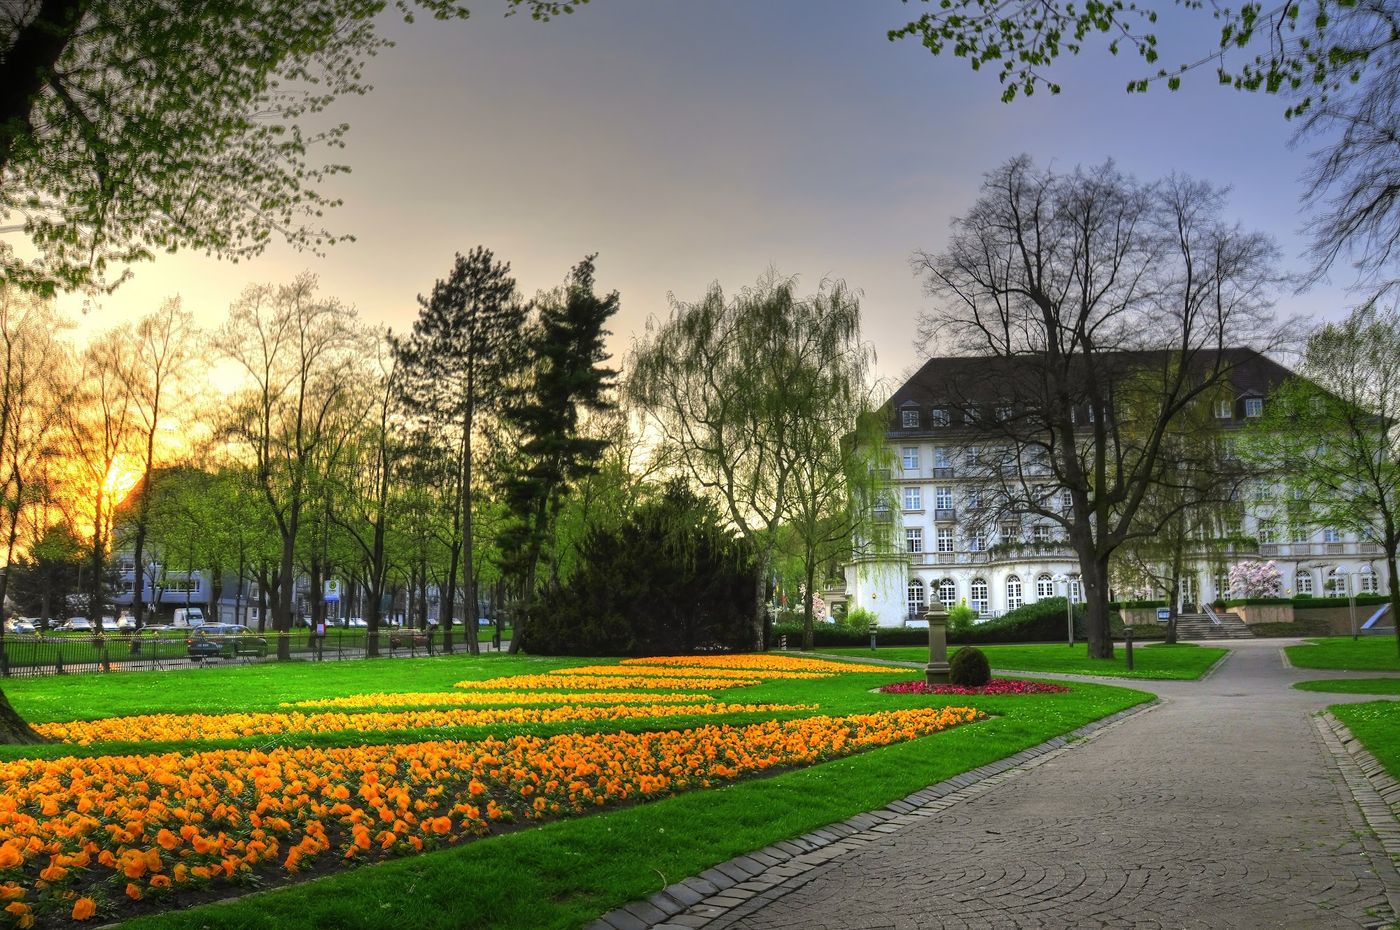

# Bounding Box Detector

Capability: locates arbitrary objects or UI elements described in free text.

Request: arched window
[1006,575,1023,611]
[1362,571,1380,594]
[1036,574,1054,601]
[937,578,957,608]
[1326,569,1347,598]
[907,579,926,619]
[1295,570,1313,596]
[969,578,989,616]
[1069,578,1082,603]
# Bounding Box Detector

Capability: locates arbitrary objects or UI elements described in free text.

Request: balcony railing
[931,467,954,479]
[934,508,956,521]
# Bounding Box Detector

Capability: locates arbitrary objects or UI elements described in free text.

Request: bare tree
[220,275,359,659]
[914,157,1285,658]
[114,298,199,630]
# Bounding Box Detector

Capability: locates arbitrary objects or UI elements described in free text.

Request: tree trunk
[0,689,48,744]
[1165,533,1184,646]
[462,410,479,656]
[802,550,816,652]
[1388,546,1400,657]
[1080,552,1114,659]
[441,544,457,654]
[276,536,295,660]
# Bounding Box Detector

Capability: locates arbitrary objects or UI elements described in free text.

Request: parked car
[116,613,135,631]
[57,617,93,632]
[187,624,269,661]
[100,616,121,632]
[171,607,206,628]
[135,624,176,637]
[4,619,35,635]
[388,628,430,648]
[344,617,367,629]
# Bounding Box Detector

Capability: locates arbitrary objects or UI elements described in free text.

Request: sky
[58,0,1352,388]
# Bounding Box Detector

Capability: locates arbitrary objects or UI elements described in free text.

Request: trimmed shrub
[1108,599,1168,609]
[949,646,991,687]
[1223,597,1291,606]
[954,597,1084,645]
[1291,594,1389,608]
[770,622,927,648]
[1249,618,1336,638]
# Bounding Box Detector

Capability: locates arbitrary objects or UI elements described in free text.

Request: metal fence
[0,628,510,678]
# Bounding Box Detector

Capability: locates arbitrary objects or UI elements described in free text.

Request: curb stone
[583,698,1160,930]
[1316,713,1400,922]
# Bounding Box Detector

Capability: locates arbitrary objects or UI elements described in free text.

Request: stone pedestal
[925,603,950,685]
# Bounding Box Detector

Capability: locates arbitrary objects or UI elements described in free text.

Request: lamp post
[1349,564,1373,640]
[924,601,950,685]
[1055,573,1076,648]
[1337,563,1358,641]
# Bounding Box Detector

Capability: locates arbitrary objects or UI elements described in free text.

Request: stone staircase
[1170,612,1255,641]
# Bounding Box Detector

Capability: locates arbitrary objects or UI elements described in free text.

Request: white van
[171,607,206,628]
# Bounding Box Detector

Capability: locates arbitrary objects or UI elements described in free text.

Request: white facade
[844,353,1391,628]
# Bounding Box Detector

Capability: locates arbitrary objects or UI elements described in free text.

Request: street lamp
[1054,573,1076,648]
[1345,564,1374,641]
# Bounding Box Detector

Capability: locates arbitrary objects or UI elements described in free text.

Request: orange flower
[71,897,96,920]
[125,882,143,901]
[0,847,19,870]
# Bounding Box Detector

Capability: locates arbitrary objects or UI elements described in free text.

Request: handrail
[1202,603,1224,626]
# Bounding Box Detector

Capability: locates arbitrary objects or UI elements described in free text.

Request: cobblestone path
[718,641,1400,930]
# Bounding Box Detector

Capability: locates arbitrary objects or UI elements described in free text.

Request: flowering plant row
[287,690,717,710]
[560,665,830,680]
[0,707,980,927]
[878,679,1070,696]
[454,674,765,691]
[37,703,810,746]
[623,655,886,674]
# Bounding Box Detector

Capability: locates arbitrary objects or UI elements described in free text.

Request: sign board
[315,622,326,637]
[324,579,341,603]
[1156,607,1171,622]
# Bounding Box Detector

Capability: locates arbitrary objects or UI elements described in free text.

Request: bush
[948,646,991,687]
[1292,595,1389,608]
[770,622,928,648]
[526,482,756,656]
[1108,599,1167,609]
[1249,619,1335,638]
[1223,597,1291,606]
[841,607,878,631]
[954,597,1084,645]
[947,603,976,638]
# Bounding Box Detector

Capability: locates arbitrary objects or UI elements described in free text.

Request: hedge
[1292,594,1391,609]
[1247,618,1335,638]
[1108,599,1168,609]
[769,623,928,648]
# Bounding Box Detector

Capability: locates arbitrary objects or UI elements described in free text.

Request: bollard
[869,622,878,652]
[778,634,787,651]
[1125,627,1134,671]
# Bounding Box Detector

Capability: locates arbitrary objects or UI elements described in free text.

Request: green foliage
[840,607,878,631]
[955,597,1082,645]
[525,482,756,656]
[1292,595,1389,609]
[948,646,991,687]
[0,0,584,295]
[947,603,976,638]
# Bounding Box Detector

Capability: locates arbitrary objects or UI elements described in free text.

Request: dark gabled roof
[884,347,1298,436]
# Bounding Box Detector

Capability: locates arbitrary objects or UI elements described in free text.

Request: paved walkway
[714,640,1400,930]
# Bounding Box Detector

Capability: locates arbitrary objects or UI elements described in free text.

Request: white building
[842,349,1388,627]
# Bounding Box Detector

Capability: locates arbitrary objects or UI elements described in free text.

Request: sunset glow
[101,455,141,508]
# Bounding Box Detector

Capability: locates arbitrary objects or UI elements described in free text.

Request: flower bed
[623,655,891,674]
[0,708,980,927]
[455,673,765,691]
[287,690,717,709]
[37,702,812,746]
[878,679,1071,696]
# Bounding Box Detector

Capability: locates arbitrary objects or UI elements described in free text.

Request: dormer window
[1214,400,1232,419]
[1244,397,1263,418]
[901,408,920,429]
[931,407,950,427]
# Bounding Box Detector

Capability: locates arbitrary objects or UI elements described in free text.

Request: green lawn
[1293,678,1400,695]
[1331,701,1400,780]
[815,642,1228,680]
[0,652,1150,930]
[1285,638,1400,670]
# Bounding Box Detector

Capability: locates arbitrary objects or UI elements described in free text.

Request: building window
[936,527,954,553]
[1362,572,1380,593]
[1069,578,1082,602]
[1295,570,1314,595]
[968,530,986,552]
[907,580,926,619]
[903,487,922,511]
[966,446,982,465]
[1258,520,1277,544]
[1327,569,1347,597]
[967,487,982,509]
[1032,525,1053,543]
[901,408,919,429]
[1036,574,1055,600]
[902,446,920,470]
[905,528,924,554]
[1000,522,1018,543]
[995,405,1012,421]
[934,487,953,510]
[1291,523,1310,543]
[1214,399,1232,419]
[1244,397,1263,418]
[931,407,950,427]
[1324,527,1342,543]
[1006,575,1023,611]
[1059,490,1073,512]
[969,578,989,615]
[937,578,957,608]
[933,447,951,470]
